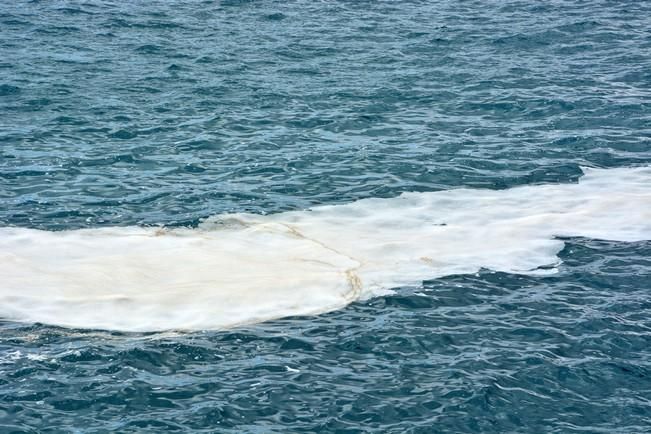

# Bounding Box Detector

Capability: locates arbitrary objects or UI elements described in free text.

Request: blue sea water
[1,0,651,432]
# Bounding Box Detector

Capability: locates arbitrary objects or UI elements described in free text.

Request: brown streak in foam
[277,223,365,299]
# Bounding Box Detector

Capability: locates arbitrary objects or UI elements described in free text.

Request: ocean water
[1,0,651,432]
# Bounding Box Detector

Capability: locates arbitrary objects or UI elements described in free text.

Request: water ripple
[1,0,651,432]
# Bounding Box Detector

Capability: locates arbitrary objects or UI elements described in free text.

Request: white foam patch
[1,166,649,332]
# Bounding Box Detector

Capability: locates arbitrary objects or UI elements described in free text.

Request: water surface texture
[1,0,651,432]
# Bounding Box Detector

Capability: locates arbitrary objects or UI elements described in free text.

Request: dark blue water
[1,0,651,432]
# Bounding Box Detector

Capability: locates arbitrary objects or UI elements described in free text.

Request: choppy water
[1,0,651,432]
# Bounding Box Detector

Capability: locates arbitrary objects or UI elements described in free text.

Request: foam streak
[1,166,649,331]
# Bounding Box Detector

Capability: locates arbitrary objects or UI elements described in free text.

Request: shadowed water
[1,0,650,432]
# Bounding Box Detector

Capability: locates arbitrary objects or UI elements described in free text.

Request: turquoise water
[1,0,651,432]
